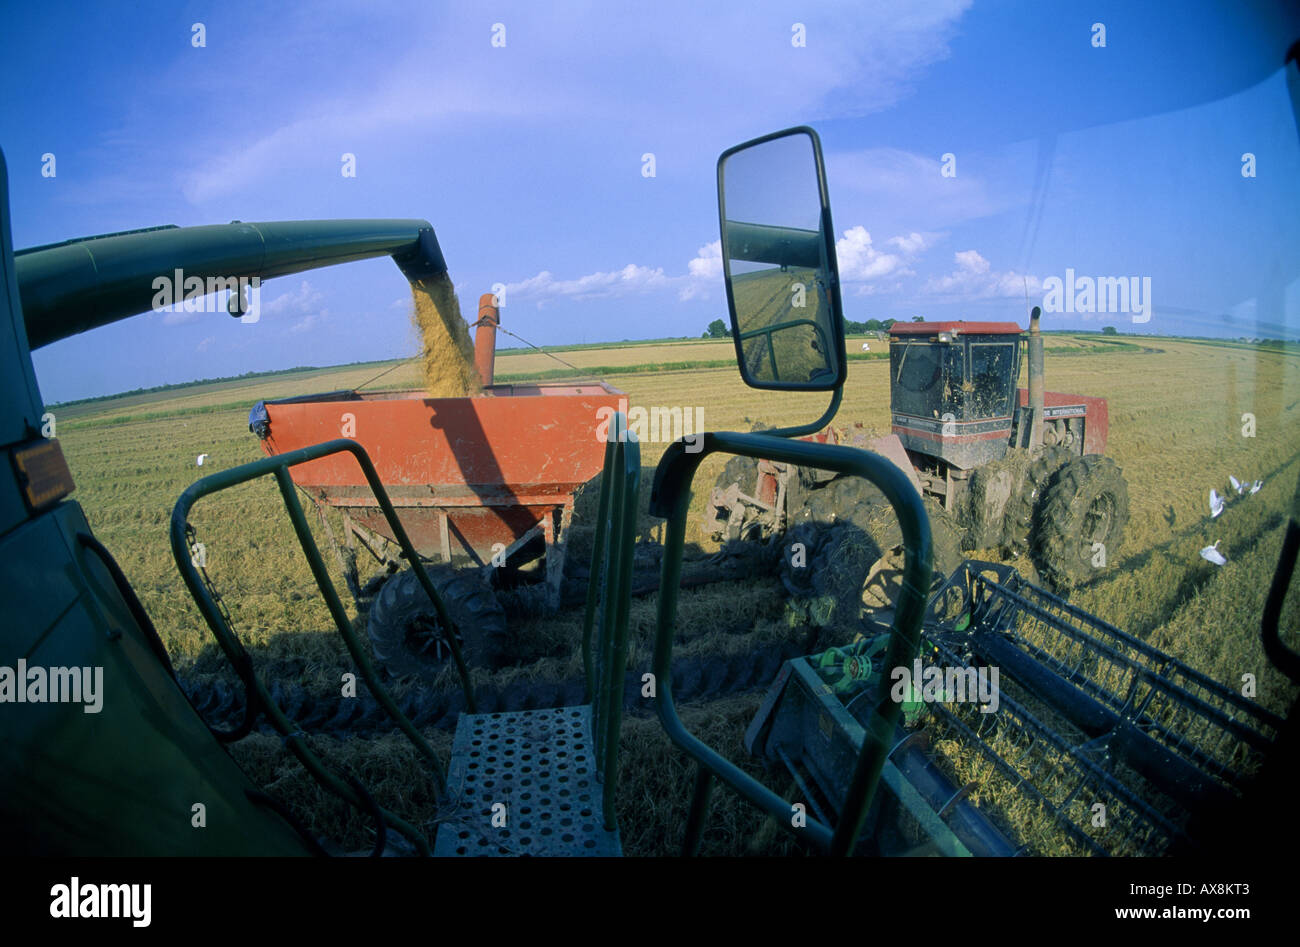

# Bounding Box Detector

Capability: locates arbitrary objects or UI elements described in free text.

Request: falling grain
[411,275,483,398]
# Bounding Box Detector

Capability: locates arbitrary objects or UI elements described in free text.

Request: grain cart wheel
[707,453,764,541]
[1036,455,1129,591]
[367,565,511,678]
[1005,445,1073,557]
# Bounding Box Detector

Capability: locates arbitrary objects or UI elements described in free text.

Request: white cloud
[502,264,671,306]
[501,224,935,308]
[261,280,326,318]
[196,336,215,352]
[687,240,722,280]
[829,148,1011,231]
[289,314,322,334]
[176,3,971,203]
[925,250,1040,298]
[888,232,930,254]
[681,241,723,300]
[836,226,905,281]
[835,226,937,282]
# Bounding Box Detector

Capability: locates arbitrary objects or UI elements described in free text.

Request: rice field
[49,331,1300,856]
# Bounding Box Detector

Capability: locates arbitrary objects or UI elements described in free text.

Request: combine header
[746,561,1283,855]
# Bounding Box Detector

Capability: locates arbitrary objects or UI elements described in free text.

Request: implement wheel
[1036,455,1129,591]
[367,565,511,678]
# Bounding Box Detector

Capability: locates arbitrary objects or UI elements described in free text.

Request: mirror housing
[717,126,846,392]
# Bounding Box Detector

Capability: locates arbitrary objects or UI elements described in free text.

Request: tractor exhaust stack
[475,293,500,387]
[1027,305,1045,450]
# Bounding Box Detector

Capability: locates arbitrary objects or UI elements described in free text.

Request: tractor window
[892,341,960,418]
[968,342,1016,419]
[892,342,941,418]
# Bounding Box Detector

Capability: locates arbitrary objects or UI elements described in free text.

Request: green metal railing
[648,431,932,856]
[170,438,478,855]
[579,413,641,831]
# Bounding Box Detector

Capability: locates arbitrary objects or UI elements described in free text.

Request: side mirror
[718,126,845,391]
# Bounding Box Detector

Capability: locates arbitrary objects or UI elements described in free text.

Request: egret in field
[197,454,209,466]
[1199,540,1227,566]
[1209,489,1224,518]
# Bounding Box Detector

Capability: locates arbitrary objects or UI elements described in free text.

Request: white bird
[1209,489,1224,518]
[861,342,871,351]
[197,454,209,466]
[1199,540,1227,566]
[1250,480,1263,494]
[1229,475,1242,494]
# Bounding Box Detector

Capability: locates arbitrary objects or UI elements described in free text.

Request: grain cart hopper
[246,300,623,675]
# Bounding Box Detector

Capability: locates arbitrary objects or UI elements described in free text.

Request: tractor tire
[1036,455,1129,591]
[1005,445,1074,557]
[963,451,1031,551]
[367,565,512,678]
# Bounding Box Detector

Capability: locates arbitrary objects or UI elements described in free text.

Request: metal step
[433,705,621,856]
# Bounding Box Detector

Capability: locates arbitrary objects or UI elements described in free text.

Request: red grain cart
[248,296,623,610]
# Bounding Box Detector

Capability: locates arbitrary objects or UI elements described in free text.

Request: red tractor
[708,307,1129,591]
[887,308,1128,589]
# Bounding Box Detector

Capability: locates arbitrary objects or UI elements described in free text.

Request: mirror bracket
[762,386,842,440]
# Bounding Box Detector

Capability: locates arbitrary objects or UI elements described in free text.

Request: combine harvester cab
[4,106,1294,859]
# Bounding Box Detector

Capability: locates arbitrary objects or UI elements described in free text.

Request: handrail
[170,437,480,855]
[581,413,641,831]
[648,431,932,855]
[737,317,831,385]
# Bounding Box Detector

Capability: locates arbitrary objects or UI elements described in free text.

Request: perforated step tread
[433,705,621,857]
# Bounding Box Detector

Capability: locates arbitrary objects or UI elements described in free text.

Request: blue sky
[2,0,1298,403]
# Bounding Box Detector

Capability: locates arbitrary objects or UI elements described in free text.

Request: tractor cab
[888,321,1023,470]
